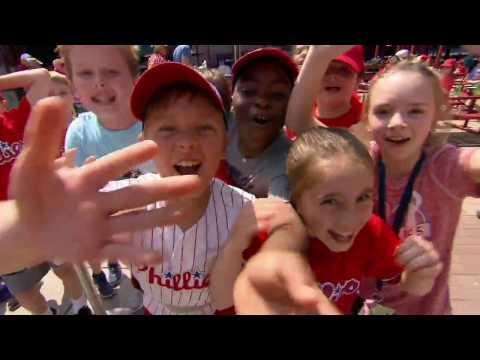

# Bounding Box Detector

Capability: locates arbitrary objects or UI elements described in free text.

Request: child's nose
[254,95,270,109]
[95,80,105,89]
[176,131,198,150]
[336,208,359,231]
[95,73,107,88]
[388,112,407,128]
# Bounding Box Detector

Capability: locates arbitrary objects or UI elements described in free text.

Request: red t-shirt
[0,97,31,201]
[285,94,363,141]
[441,74,455,94]
[313,94,363,129]
[215,159,234,185]
[243,215,403,314]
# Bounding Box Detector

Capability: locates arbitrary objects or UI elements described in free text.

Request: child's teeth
[177,161,200,167]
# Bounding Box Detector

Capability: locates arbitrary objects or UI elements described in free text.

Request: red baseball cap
[441,58,456,68]
[131,62,225,122]
[232,47,299,87]
[334,45,365,74]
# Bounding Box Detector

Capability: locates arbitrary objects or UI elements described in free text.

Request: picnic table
[448,95,480,134]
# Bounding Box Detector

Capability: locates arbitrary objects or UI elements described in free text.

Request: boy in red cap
[286,45,365,138]
[227,47,298,198]
[102,62,256,315]
[440,58,457,94]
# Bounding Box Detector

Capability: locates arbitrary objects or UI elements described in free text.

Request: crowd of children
[0,44,479,315]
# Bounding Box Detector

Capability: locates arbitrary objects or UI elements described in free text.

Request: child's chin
[324,240,354,253]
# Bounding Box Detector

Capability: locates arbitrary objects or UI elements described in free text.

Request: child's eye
[409,108,424,115]
[202,125,216,132]
[106,69,120,76]
[77,70,93,77]
[197,125,216,135]
[339,68,354,77]
[271,92,288,101]
[321,198,338,206]
[358,192,372,202]
[158,127,175,136]
[374,108,390,117]
[241,89,256,97]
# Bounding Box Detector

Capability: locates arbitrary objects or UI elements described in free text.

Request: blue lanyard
[378,153,426,235]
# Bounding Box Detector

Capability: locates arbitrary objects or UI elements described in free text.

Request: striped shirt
[103,173,255,315]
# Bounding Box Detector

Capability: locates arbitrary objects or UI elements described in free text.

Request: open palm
[9,97,202,266]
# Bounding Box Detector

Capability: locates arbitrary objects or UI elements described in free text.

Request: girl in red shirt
[212,126,442,314]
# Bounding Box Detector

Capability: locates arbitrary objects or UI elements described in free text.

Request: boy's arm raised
[285,45,354,135]
[0,68,51,107]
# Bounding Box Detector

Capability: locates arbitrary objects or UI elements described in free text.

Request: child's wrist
[4,201,45,269]
[225,237,249,255]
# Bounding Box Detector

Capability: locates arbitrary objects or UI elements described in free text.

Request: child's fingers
[100,244,163,267]
[404,253,442,274]
[80,140,159,189]
[233,258,285,315]
[395,235,421,255]
[315,296,342,315]
[396,236,433,257]
[277,257,341,314]
[234,277,274,315]
[54,155,67,170]
[106,206,185,234]
[395,244,426,266]
[289,284,323,306]
[109,232,133,244]
[64,148,78,168]
[21,97,70,168]
[408,262,443,279]
[279,258,318,292]
[290,285,341,315]
[98,176,202,214]
[83,155,96,165]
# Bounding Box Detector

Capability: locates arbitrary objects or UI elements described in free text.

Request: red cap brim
[131,62,225,121]
[334,45,365,74]
[335,55,362,73]
[232,48,299,86]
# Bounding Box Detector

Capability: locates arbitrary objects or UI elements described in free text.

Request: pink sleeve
[429,145,480,199]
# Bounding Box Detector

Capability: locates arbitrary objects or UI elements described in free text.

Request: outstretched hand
[234,251,341,315]
[8,97,203,268]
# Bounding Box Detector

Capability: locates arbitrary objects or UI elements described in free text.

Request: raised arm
[285,45,354,135]
[0,68,51,107]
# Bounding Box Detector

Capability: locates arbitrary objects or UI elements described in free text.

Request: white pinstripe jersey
[103,173,255,315]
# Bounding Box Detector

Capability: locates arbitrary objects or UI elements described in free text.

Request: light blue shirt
[65,112,149,174]
[173,45,192,63]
